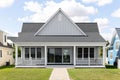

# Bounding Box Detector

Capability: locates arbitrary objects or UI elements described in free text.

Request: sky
[0,0,120,42]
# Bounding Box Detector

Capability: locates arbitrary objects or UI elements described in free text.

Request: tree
[13,44,21,58]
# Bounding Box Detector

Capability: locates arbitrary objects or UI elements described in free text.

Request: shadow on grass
[0,65,15,69]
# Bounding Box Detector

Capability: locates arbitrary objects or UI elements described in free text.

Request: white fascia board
[15,42,106,47]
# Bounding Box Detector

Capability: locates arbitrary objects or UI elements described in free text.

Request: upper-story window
[4,35,7,42]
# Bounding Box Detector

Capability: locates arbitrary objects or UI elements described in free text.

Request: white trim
[15,42,106,47]
[34,8,86,36]
[15,66,45,68]
[74,46,76,66]
[75,66,105,68]
[45,45,47,66]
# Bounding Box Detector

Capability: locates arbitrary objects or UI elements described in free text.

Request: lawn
[68,69,120,80]
[0,66,52,80]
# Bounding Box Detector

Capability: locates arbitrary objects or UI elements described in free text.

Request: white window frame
[77,47,95,59]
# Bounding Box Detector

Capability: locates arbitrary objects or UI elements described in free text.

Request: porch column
[45,45,47,66]
[74,46,76,66]
[15,45,18,66]
[103,46,106,65]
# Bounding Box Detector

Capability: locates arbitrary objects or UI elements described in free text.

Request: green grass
[68,69,120,80]
[0,66,52,80]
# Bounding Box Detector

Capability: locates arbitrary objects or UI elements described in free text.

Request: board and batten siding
[37,11,84,35]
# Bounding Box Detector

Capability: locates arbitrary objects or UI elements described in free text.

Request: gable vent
[58,13,62,21]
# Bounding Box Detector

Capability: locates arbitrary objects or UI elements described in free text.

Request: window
[90,48,94,58]
[116,41,119,50]
[25,48,29,58]
[4,35,6,42]
[78,48,82,58]
[0,50,2,58]
[84,48,88,58]
[110,52,113,59]
[37,48,41,58]
[31,48,35,58]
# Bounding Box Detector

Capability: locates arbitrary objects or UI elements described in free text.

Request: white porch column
[74,46,76,66]
[103,46,106,65]
[45,45,47,66]
[15,45,18,66]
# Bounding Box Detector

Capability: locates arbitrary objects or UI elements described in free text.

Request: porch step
[47,65,74,68]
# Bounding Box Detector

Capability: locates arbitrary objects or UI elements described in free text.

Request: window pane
[25,48,29,58]
[84,48,88,58]
[48,48,55,63]
[31,48,35,58]
[37,48,41,58]
[0,50,2,57]
[90,48,94,58]
[78,48,82,58]
[4,35,6,42]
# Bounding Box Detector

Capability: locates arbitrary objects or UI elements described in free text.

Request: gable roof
[109,28,120,46]
[8,9,106,43]
[34,8,86,36]
[15,32,105,42]
[21,23,99,33]
[11,22,106,42]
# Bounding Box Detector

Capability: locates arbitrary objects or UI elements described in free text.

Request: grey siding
[37,11,84,35]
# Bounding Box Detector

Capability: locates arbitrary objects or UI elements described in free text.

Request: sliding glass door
[47,47,72,64]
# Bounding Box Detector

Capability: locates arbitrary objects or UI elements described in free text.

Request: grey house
[10,9,106,67]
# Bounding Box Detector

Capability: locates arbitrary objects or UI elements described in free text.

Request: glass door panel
[63,48,70,63]
[48,48,55,63]
[55,48,62,63]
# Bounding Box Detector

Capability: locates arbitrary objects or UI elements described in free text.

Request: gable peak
[34,8,86,36]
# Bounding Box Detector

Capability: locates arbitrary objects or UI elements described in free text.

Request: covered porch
[15,42,106,68]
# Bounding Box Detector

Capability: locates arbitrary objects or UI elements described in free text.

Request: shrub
[105,65,117,69]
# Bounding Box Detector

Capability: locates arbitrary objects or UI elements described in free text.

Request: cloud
[0,0,14,8]
[93,18,114,41]
[94,18,109,30]
[82,0,97,3]
[82,0,113,6]
[18,0,98,22]
[97,0,112,6]
[100,28,114,41]
[111,8,120,18]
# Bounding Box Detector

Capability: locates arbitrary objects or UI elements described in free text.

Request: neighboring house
[9,9,106,68]
[0,30,14,66]
[108,28,120,65]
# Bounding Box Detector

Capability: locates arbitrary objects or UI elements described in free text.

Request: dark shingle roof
[21,23,99,33]
[21,23,44,32]
[76,23,99,32]
[9,23,106,42]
